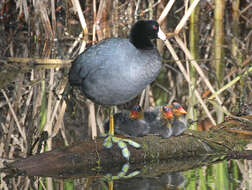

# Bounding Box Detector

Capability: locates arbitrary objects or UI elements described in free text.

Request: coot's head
[130,105,144,120]
[130,20,166,49]
[161,105,173,120]
[172,102,187,117]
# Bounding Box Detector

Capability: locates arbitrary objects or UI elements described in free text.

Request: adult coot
[69,20,166,138]
[69,20,166,106]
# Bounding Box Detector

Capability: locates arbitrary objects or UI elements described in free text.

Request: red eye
[163,105,170,112]
[153,25,158,30]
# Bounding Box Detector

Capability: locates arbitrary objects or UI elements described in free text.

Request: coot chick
[171,102,187,136]
[149,105,173,138]
[143,106,163,123]
[104,105,150,137]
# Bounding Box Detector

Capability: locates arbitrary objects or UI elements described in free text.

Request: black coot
[69,20,166,105]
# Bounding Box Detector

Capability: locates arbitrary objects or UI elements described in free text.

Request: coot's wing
[69,38,125,86]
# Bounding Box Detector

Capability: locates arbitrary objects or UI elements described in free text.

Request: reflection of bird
[69,20,166,138]
[104,105,150,137]
[149,105,173,138]
[171,102,187,136]
[112,172,185,189]
[114,177,163,190]
[160,172,186,188]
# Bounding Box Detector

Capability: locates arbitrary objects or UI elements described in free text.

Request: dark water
[1,158,251,189]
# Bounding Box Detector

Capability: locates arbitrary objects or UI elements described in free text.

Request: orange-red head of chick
[130,105,144,120]
[161,105,173,121]
[172,102,187,117]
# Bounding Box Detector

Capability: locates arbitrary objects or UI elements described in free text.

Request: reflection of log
[3,115,252,177]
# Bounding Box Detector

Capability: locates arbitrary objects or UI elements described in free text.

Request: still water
[2,158,252,189]
[82,160,251,190]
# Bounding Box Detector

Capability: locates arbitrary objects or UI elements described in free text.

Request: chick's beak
[178,106,187,114]
[130,111,137,118]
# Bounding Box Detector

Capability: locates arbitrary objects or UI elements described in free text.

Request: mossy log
[3,115,252,177]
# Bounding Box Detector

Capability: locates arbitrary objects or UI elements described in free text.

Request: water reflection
[1,157,252,189]
[111,172,185,190]
[100,162,184,189]
[73,159,252,190]
[104,162,140,181]
[90,162,185,190]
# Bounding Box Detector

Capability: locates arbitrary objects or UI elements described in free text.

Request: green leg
[103,106,141,161]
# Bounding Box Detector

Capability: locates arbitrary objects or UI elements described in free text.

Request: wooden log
[2,115,252,177]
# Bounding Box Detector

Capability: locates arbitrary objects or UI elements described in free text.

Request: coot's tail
[68,62,83,86]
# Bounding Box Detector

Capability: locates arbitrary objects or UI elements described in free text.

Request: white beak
[157,27,167,41]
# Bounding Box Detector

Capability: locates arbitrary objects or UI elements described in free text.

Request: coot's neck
[129,33,154,50]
